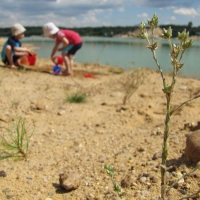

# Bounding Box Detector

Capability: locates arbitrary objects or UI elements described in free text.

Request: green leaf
[104,165,114,176]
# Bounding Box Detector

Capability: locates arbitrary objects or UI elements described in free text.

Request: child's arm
[58,37,69,51]
[51,43,59,60]
[14,46,33,55]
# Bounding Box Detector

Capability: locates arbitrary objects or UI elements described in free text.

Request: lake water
[23,36,200,79]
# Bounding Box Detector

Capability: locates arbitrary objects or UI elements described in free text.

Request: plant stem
[179,189,200,200]
[171,94,200,115]
[166,162,200,196]
[161,96,171,200]
[18,147,27,160]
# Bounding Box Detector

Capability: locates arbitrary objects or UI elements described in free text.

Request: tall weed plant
[121,68,145,105]
[0,117,35,161]
[140,14,200,199]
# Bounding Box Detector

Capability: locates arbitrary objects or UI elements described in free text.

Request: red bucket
[27,53,37,66]
[53,56,63,65]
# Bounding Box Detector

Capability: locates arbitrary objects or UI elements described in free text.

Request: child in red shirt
[43,22,82,76]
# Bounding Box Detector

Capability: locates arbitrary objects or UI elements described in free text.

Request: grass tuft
[109,68,124,74]
[0,117,35,161]
[66,92,87,103]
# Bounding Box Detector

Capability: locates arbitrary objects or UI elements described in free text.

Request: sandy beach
[0,37,200,200]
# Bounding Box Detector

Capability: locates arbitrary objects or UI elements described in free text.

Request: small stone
[152,152,162,160]
[179,85,187,90]
[141,190,149,195]
[48,190,54,197]
[2,188,11,193]
[139,177,147,183]
[0,170,7,177]
[137,147,145,152]
[146,161,158,166]
[57,110,65,115]
[185,131,200,163]
[121,173,135,188]
[6,194,14,199]
[59,172,81,191]
[113,197,122,200]
[4,111,9,116]
[110,92,123,97]
[176,171,184,184]
[150,176,158,183]
[167,166,177,173]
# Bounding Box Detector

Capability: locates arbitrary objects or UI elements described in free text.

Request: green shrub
[66,92,87,103]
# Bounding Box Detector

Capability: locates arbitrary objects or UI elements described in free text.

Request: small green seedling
[104,164,125,199]
[0,117,35,161]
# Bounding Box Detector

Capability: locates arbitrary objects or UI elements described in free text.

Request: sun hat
[43,22,59,37]
[11,23,26,36]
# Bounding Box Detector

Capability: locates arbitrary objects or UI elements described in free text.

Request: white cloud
[174,8,199,17]
[137,13,148,18]
[118,7,125,12]
[131,0,196,8]
[0,0,199,27]
[0,0,127,27]
[171,16,176,20]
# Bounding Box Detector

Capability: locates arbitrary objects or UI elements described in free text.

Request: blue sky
[0,0,199,28]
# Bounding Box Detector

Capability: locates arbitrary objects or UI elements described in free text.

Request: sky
[0,0,200,28]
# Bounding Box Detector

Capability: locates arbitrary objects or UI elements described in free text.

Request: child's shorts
[62,42,82,55]
[2,55,20,64]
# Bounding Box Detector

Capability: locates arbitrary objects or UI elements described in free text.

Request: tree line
[0,23,200,38]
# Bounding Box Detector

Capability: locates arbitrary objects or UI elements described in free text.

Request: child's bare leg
[5,45,17,68]
[14,53,27,67]
[68,55,74,76]
[62,52,71,75]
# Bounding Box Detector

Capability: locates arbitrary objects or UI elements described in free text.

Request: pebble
[146,160,158,166]
[150,176,158,183]
[176,171,184,183]
[152,127,163,135]
[57,110,65,115]
[6,194,15,199]
[0,170,7,177]
[2,188,11,193]
[179,85,187,90]
[152,152,162,160]
[139,176,147,183]
[48,190,55,197]
[166,172,171,178]
[141,190,149,195]
[110,92,123,97]
[50,129,55,133]
[4,111,9,116]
